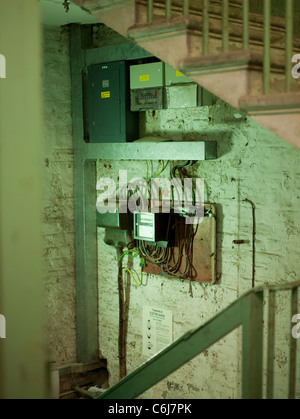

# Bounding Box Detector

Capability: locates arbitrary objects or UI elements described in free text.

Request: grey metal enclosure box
[130,62,164,89]
[164,63,193,85]
[165,84,199,109]
[87,61,139,143]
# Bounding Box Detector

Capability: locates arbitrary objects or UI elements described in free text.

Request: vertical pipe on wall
[222,0,229,53]
[242,292,263,399]
[242,0,249,50]
[147,0,154,23]
[165,0,172,19]
[263,0,271,94]
[285,0,294,92]
[183,0,190,15]
[202,0,210,55]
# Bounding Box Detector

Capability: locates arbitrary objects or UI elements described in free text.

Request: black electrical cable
[171,160,194,179]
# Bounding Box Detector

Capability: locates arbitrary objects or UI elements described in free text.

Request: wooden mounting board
[142,204,217,284]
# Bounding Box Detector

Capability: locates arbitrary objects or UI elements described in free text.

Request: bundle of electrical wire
[137,220,198,280]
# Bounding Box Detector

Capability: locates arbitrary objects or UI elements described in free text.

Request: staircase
[72,0,300,148]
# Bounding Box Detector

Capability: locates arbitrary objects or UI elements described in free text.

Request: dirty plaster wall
[42,25,77,367]
[39,23,300,396]
[97,102,300,398]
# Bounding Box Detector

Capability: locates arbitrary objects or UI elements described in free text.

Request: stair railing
[265,281,299,399]
[97,287,264,399]
[95,280,299,399]
[145,0,296,94]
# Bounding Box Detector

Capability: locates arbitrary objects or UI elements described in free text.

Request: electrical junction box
[164,63,193,86]
[131,88,164,111]
[164,64,216,109]
[130,62,164,111]
[133,212,173,248]
[165,84,199,109]
[130,62,164,89]
[96,208,133,230]
[201,87,217,107]
[87,61,139,143]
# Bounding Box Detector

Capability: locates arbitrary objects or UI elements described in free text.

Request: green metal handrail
[202,0,210,56]
[96,280,299,400]
[265,281,300,399]
[222,0,229,53]
[286,0,294,92]
[96,287,264,400]
[263,0,271,94]
[242,0,249,50]
[183,0,189,16]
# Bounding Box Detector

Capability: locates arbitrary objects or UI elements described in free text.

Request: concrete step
[179,49,300,107]
[128,15,202,69]
[71,0,147,37]
[178,50,263,108]
[239,92,300,149]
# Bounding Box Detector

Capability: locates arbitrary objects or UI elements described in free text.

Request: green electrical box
[130,62,164,89]
[87,61,139,143]
[130,62,164,111]
[165,63,193,85]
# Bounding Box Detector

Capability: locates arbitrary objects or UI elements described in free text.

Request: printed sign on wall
[142,306,173,358]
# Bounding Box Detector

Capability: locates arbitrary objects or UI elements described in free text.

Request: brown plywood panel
[142,204,217,284]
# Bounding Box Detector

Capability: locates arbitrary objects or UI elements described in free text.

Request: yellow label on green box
[140,74,150,82]
[101,91,110,99]
[176,70,185,77]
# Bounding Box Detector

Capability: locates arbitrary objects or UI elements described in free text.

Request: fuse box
[87,61,139,143]
[165,84,199,109]
[131,88,164,111]
[130,62,164,111]
[133,212,173,248]
[164,63,193,86]
[130,62,164,89]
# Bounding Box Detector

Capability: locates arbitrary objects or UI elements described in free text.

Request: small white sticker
[138,225,154,240]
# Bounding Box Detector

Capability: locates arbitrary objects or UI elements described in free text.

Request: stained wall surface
[97,103,300,399]
[41,23,300,398]
[42,25,77,367]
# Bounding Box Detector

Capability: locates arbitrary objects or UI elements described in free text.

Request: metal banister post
[242,291,264,399]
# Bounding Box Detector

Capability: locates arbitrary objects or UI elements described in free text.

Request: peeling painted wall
[97,102,300,399]
[42,25,77,367]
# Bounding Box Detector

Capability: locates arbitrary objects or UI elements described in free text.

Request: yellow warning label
[140,74,150,82]
[176,70,185,77]
[101,91,110,99]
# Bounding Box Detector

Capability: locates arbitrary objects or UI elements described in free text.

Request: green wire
[145,160,167,184]
[145,160,149,183]
[152,160,165,179]
[118,248,139,262]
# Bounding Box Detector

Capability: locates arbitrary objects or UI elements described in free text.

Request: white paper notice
[142,306,173,358]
